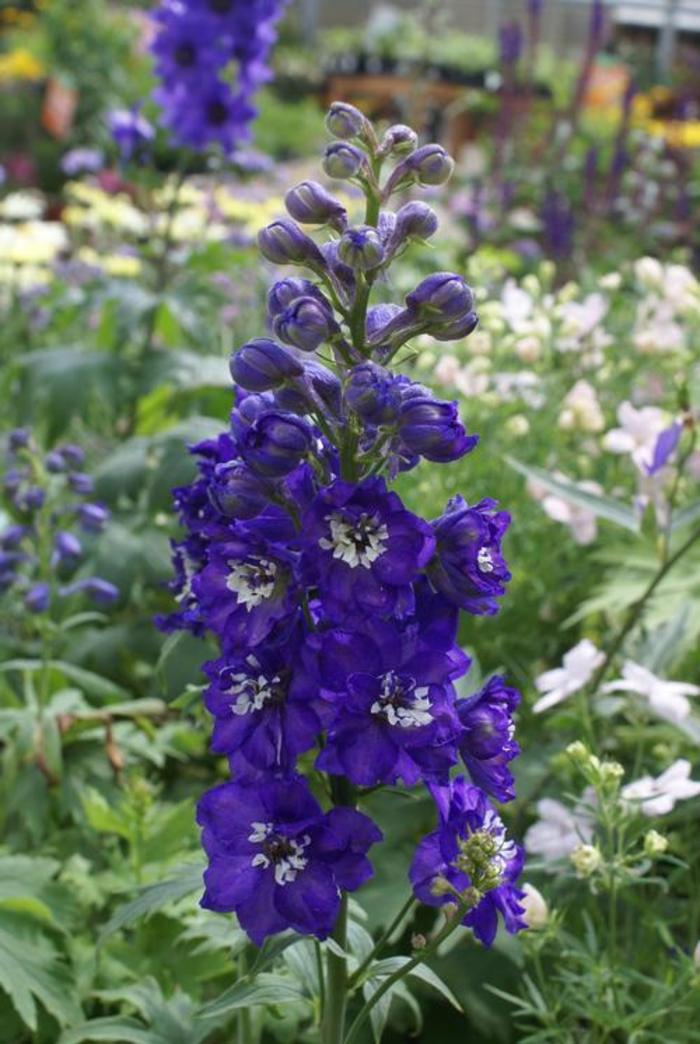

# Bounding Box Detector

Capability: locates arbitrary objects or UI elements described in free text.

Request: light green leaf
[0,918,82,1031]
[100,863,204,942]
[82,789,132,840]
[141,799,196,865]
[196,974,306,1020]
[0,660,129,701]
[368,957,463,1011]
[58,1017,157,1044]
[671,499,700,533]
[506,456,640,533]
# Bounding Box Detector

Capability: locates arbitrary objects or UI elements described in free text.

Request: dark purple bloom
[337,226,384,272]
[0,524,27,549]
[258,219,326,269]
[301,478,435,619]
[18,487,45,511]
[8,429,30,451]
[108,107,155,163]
[240,411,314,477]
[427,497,511,616]
[198,776,381,944]
[540,190,575,262]
[273,296,338,353]
[398,392,479,464]
[77,503,110,532]
[344,363,401,426]
[231,339,305,391]
[203,626,325,777]
[285,181,347,231]
[208,461,269,520]
[499,22,524,65]
[25,583,50,613]
[458,677,520,803]
[311,613,468,787]
[192,518,299,651]
[409,778,525,947]
[645,422,682,476]
[322,142,366,180]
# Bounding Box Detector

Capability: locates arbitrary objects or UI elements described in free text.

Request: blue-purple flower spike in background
[162,101,524,1039]
[150,0,289,155]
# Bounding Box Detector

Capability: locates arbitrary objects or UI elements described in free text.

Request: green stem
[237,950,253,1044]
[322,892,349,1044]
[348,895,416,988]
[344,904,469,1044]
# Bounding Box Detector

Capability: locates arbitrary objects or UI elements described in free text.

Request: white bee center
[226,557,278,609]
[477,547,494,573]
[370,670,433,728]
[248,822,311,885]
[319,511,389,569]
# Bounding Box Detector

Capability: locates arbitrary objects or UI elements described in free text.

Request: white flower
[599,271,622,290]
[524,790,595,863]
[501,280,534,331]
[602,401,668,473]
[533,639,604,713]
[621,759,700,817]
[541,484,601,545]
[558,380,604,434]
[434,354,461,386]
[603,661,700,725]
[634,255,664,291]
[556,293,608,346]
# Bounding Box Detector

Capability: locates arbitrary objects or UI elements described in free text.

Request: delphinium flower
[162,103,524,1037]
[0,429,117,618]
[150,0,289,156]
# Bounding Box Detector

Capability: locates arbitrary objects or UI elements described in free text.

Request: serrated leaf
[0,918,82,1031]
[506,455,640,533]
[196,973,306,1020]
[99,863,204,942]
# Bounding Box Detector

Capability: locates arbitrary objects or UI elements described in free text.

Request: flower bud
[241,411,313,477]
[8,428,30,451]
[273,296,339,353]
[285,180,347,231]
[275,360,342,420]
[322,142,366,180]
[45,450,67,473]
[59,444,85,467]
[337,225,384,271]
[392,201,439,246]
[25,582,50,613]
[380,123,418,156]
[406,272,474,323]
[0,524,27,549]
[230,338,305,391]
[398,394,479,463]
[78,503,110,532]
[62,577,119,605]
[385,144,454,195]
[644,829,668,856]
[209,461,268,519]
[344,363,401,426]
[325,101,367,140]
[267,277,330,319]
[54,531,82,563]
[258,218,325,269]
[570,843,602,878]
[20,487,45,511]
[431,310,479,342]
[520,883,549,929]
[68,473,95,495]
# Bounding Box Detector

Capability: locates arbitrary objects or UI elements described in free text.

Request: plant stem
[343,904,468,1044]
[322,892,349,1044]
[237,949,253,1044]
[588,522,700,693]
[349,895,417,988]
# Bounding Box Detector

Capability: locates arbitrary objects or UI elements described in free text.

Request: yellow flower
[0,48,44,82]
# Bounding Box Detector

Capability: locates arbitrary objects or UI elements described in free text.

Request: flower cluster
[164,104,524,948]
[150,0,288,155]
[1,429,117,614]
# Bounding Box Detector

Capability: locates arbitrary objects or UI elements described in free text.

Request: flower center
[207,100,229,126]
[319,511,389,569]
[174,43,196,66]
[222,658,286,715]
[477,547,494,573]
[452,809,517,891]
[370,670,433,728]
[248,822,311,886]
[208,0,234,13]
[225,558,278,609]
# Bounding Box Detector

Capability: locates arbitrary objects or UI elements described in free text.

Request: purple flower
[77,503,110,532]
[53,531,82,565]
[458,677,520,802]
[428,497,511,615]
[409,778,525,947]
[285,181,347,231]
[240,411,314,477]
[68,473,95,495]
[193,516,299,651]
[108,107,155,163]
[258,219,326,269]
[405,273,474,324]
[499,22,524,65]
[312,610,469,787]
[203,625,325,777]
[384,202,439,256]
[645,422,682,476]
[301,478,435,619]
[198,776,381,945]
[267,278,331,320]
[25,583,50,613]
[60,148,104,177]
[344,363,402,426]
[208,461,269,520]
[231,339,304,392]
[337,226,384,272]
[398,393,479,464]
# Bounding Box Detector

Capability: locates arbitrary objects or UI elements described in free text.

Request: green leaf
[82,789,132,840]
[58,1017,157,1044]
[506,456,640,533]
[671,499,700,533]
[196,974,306,1020]
[99,864,204,942]
[367,957,463,1011]
[0,855,70,929]
[0,660,129,702]
[0,917,82,1031]
[141,799,196,865]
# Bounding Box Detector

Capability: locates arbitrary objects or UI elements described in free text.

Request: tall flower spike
[163,105,521,983]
